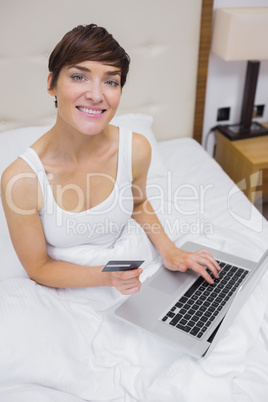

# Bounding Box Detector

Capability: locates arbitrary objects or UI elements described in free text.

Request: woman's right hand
[108,268,143,295]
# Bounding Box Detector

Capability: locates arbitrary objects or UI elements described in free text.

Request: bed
[1,1,268,401]
[1,114,268,402]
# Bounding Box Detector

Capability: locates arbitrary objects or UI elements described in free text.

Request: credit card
[102,260,144,272]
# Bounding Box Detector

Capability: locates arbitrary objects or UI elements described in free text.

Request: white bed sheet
[0,138,268,402]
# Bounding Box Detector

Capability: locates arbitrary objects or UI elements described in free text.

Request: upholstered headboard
[0,0,203,141]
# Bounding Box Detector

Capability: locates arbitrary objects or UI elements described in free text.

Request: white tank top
[19,127,134,248]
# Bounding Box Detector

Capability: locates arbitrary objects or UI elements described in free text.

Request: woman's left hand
[162,245,221,284]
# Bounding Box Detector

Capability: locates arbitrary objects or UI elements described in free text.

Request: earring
[54,96,58,108]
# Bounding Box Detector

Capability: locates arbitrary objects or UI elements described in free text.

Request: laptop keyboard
[161,261,249,339]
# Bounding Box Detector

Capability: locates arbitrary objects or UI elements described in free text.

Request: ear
[47,72,56,96]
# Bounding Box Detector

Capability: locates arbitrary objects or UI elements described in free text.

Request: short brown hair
[48,24,130,90]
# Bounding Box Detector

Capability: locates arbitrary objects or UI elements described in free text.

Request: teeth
[77,107,103,114]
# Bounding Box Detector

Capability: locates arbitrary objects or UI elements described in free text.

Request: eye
[71,74,85,82]
[106,80,119,88]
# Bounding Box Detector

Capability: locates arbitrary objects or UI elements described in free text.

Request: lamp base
[217,122,268,141]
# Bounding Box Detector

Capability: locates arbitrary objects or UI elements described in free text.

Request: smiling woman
[1,23,220,296]
[47,61,122,136]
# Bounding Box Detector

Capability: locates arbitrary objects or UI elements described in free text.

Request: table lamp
[211,7,268,140]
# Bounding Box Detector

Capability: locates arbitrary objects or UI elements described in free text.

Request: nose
[85,81,104,104]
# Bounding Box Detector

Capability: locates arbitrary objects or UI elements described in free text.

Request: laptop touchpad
[149,268,190,294]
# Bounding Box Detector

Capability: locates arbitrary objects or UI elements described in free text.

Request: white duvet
[0,138,268,402]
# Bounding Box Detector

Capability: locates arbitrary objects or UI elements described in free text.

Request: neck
[47,116,112,161]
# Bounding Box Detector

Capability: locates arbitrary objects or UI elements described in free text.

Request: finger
[197,249,220,267]
[118,268,143,281]
[195,256,220,279]
[175,263,188,273]
[113,275,140,287]
[114,271,141,286]
[196,250,221,273]
[188,260,215,284]
[119,280,142,295]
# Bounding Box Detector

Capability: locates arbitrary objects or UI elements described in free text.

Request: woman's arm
[131,134,220,284]
[1,160,142,294]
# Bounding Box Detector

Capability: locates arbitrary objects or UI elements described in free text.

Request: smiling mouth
[76,106,106,115]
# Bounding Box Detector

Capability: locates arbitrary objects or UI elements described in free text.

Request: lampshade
[211,7,268,61]
[210,7,268,140]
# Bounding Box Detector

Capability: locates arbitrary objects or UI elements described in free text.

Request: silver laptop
[114,241,268,359]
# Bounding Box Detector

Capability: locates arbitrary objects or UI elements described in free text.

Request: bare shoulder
[1,158,41,213]
[132,133,151,181]
[1,157,37,187]
[132,132,151,164]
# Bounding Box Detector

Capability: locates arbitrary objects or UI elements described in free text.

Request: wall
[202,0,268,154]
[0,0,202,141]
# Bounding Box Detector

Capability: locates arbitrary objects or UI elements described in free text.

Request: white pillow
[110,113,167,179]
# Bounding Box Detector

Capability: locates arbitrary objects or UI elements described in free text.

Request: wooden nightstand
[214,129,268,204]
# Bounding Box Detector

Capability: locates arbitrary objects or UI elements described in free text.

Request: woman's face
[47,61,122,136]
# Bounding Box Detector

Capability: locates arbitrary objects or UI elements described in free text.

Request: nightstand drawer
[262,169,268,197]
[214,132,268,204]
